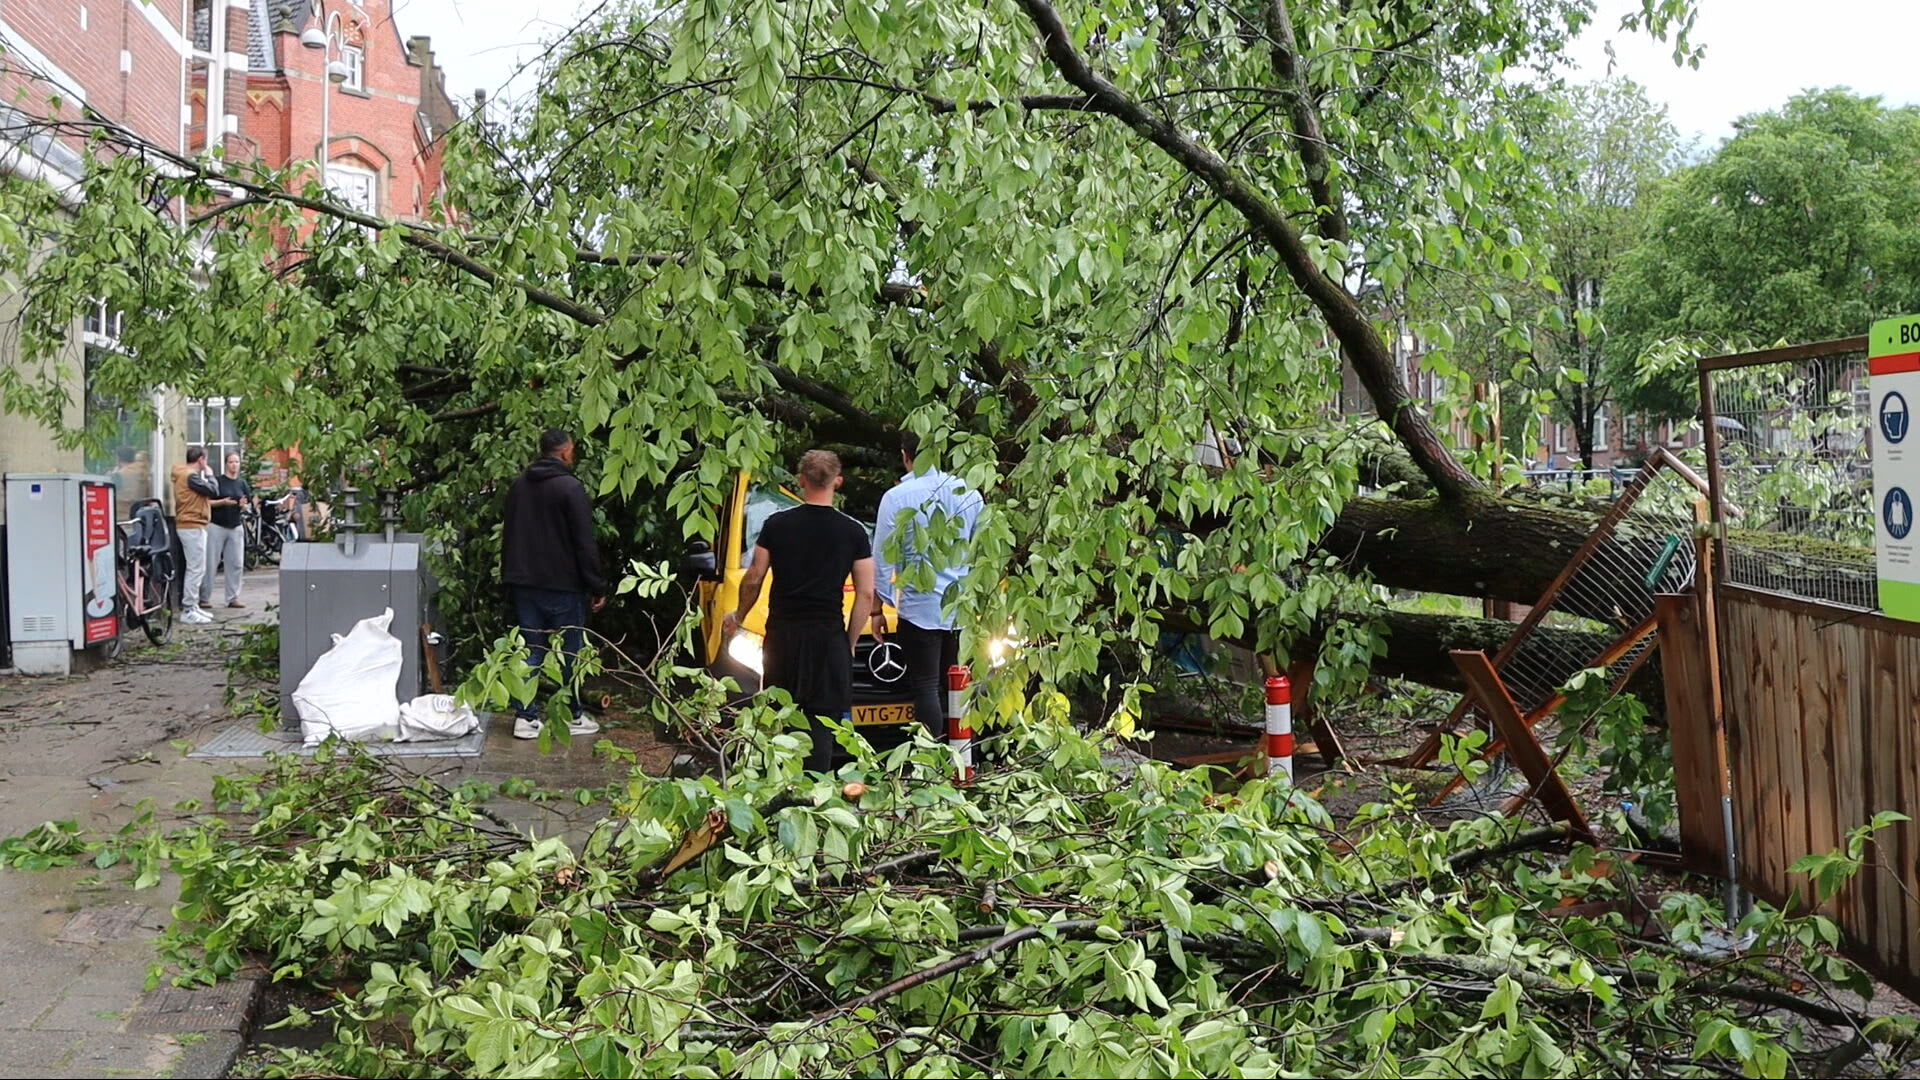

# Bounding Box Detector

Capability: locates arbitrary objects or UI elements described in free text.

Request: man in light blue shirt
[871,431,984,738]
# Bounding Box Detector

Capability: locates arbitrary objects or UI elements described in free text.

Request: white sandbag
[396,694,479,742]
[294,608,403,745]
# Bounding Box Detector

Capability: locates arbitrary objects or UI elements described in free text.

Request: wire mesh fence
[1704,344,1876,609]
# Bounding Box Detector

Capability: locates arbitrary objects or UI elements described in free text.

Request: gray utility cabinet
[279,534,439,727]
[5,474,120,675]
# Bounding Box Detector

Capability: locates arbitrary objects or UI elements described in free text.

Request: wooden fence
[1715,584,1920,987]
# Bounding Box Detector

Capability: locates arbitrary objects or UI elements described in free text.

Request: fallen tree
[4,0,1844,699]
[10,708,1908,1077]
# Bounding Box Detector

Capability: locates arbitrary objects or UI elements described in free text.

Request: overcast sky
[391,0,1920,144]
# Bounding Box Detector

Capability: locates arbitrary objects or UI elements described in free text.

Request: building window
[1667,421,1689,447]
[342,44,365,90]
[186,397,244,468]
[1553,423,1567,454]
[82,300,124,345]
[1593,411,1610,452]
[191,0,214,53]
[84,349,158,518]
[326,163,377,213]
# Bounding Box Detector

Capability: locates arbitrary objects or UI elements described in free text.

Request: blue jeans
[514,587,588,721]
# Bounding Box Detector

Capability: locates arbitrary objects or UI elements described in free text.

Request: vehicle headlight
[727,630,765,675]
[986,628,1024,668]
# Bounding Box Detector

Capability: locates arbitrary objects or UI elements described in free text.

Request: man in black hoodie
[501,429,606,739]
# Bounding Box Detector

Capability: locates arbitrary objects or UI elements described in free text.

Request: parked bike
[242,492,301,569]
[115,499,175,647]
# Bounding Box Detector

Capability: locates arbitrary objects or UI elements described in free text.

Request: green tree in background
[1608,88,1920,418]
[1535,79,1684,468]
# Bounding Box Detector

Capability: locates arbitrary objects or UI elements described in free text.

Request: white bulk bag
[294,609,404,745]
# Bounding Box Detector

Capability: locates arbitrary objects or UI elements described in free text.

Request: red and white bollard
[947,665,974,784]
[1264,675,1293,783]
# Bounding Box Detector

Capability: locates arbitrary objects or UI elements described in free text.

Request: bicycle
[115,498,176,647]
[242,493,300,569]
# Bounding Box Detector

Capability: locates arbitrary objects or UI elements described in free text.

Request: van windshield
[740,484,800,568]
[737,482,878,569]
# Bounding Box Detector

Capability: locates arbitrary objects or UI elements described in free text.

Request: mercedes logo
[867,641,907,684]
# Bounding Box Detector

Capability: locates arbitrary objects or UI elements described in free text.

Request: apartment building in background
[0,0,455,516]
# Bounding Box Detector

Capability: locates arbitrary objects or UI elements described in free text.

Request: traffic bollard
[1264,675,1293,783]
[947,665,974,784]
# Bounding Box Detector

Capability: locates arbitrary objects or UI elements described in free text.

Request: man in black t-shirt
[724,450,876,772]
[208,451,254,608]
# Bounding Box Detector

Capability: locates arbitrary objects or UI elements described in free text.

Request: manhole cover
[126,978,258,1033]
[56,904,150,944]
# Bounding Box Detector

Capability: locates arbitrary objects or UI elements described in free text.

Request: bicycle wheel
[142,565,174,646]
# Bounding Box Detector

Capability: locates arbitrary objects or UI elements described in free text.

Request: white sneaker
[182,608,213,624]
[569,714,600,736]
[513,717,542,740]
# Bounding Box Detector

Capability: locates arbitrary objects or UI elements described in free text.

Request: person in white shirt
[870,432,984,739]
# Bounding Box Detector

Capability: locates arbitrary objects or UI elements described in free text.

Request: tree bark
[1322,492,1874,617]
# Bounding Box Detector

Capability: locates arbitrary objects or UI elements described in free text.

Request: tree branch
[1264,0,1347,245]
[1009,0,1480,501]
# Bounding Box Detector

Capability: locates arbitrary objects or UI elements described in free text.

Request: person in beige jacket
[171,446,237,624]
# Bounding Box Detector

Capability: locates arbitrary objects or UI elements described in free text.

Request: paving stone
[34,994,134,1034]
[57,1033,183,1078]
[55,905,151,945]
[0,1030,79,1070]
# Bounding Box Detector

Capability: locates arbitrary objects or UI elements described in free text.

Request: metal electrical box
[5,474,121,675]
[279,532,439,727]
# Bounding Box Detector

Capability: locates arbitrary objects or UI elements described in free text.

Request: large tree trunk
[1322,493,1873,619]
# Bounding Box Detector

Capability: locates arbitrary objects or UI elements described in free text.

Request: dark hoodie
[501,456,605,595]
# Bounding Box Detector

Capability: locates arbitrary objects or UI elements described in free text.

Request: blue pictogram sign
[1886,486,1913,540]
[1883,391,1910,444]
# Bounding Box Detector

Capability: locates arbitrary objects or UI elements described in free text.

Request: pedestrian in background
[725,450,876,772]
[207,451,253,609]
[501,428,605,740]
[170,446,237,625]
[871,431,983,739]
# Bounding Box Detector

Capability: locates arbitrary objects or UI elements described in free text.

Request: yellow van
[685,473,918,728]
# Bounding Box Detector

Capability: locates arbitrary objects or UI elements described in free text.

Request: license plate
[852,703,915,726]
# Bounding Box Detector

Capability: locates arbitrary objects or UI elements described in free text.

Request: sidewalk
[0,568,666,1077]
[0,570,280,1078]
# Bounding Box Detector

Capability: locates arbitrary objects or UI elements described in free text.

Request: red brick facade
[234,0,456,222]
[1,0,451,215]
[0,0,191,156]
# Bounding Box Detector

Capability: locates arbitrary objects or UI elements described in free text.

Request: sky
[1565,0,1920,147]
[390,0,1920,143]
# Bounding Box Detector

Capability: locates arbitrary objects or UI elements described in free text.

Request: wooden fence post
[1450,650,1596,845]
[1655,592,1731,876]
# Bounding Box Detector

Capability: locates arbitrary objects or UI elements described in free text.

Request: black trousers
[763,619,851,772]
[896,618,961,743]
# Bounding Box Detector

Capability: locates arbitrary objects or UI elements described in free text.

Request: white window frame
[326,161,377,215]
[341,44,364,91]
[81,299,124,347]
[1593,411,1611,452]
[186,396,245,468]
[1553,422,1567,454]
[1667,420,1690,447]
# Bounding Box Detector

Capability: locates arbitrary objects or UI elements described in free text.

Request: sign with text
[80,482,118,644]
[1873,314,1920,619]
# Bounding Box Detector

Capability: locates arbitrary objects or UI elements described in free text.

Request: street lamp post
[298,2,355,192]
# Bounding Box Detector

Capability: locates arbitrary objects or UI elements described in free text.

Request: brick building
[0,0,454,516]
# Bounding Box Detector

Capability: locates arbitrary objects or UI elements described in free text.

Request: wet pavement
[0,568,661,1077]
